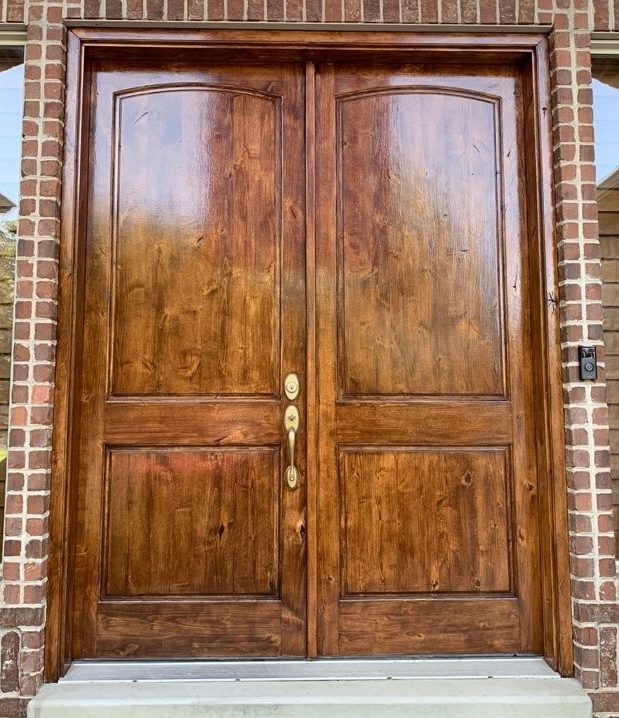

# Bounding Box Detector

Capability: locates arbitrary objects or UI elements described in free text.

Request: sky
[0,62,25,223]
[593,77,619,188]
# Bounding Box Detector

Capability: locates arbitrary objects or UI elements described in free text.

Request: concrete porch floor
[27,658,592,718]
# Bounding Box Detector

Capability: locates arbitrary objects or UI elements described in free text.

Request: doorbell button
[578,346,597,381]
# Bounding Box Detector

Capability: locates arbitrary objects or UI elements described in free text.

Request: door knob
[284,405,299,490]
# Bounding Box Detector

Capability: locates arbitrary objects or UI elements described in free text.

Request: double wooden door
[70,57,543,658]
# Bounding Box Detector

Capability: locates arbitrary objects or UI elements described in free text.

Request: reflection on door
[69,58,546,660]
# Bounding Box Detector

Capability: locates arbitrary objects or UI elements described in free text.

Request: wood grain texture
[305,60,319,658]
[48,30,570,675]
[96,602,284,657]
[316,62,543,656]
[337,598,520,655]
[337,89,504,397]
[69,60,307,659]
[112,87,280,396]
[523,41,573,675]
[104,448,279,597]
[333,402,511,444]
[340,448,511,595]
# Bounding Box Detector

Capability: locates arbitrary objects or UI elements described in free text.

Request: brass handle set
[283,373,300,490]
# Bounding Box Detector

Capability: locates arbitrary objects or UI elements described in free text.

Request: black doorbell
[578,346,597,381]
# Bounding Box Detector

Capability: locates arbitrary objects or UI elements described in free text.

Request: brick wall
[0,223,16,551]
[0,0,618,716]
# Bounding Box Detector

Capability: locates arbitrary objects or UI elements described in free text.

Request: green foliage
[0,221,17,260]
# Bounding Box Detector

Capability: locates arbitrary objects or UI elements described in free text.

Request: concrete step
[28,676,592,718]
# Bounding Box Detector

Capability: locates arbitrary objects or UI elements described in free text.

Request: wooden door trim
[47,27,571,680]
[305,59,319,659]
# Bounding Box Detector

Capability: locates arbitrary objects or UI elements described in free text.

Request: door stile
[314,64,340,656]
[305,60,319,659]
[508,69,544,651]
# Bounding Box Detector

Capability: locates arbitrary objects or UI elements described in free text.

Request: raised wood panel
[111,87,281,397]
[340,448,512,595]
[333,402,510,444]
[104,402,282,445]
[337,90,505,398]
[95,601,283,657]
[104,448,279,597]
[337,598,520,655]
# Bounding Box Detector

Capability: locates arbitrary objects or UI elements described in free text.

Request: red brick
[306,0,322,20]
[324,0,342,20]
[145,0,165,18]
[25,540,48,560]
[343,0,361,20]
[401,0,419,20]
[419,0,437,21]
[0,633,20,694]
[0,11,617,718]
[219,0,239,17]
[460,0,476,21]
[479,0,496,23]
[440,0,457,22]
[364,0,381,20]
[6,0,25,22]
[383,0,400,21]
[83,0,102,17]
[127,0,144,18]
[498,0,515,22]
[517,0,533,23]
[187,0,205,18]
[167,0,185,19]
[0,697,30,717]
[247,0,265,20]
[209,0,226,18]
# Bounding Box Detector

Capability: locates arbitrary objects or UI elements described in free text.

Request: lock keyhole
[284,373,300,400]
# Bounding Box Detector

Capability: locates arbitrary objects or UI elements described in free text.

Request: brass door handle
[284,405,299,490]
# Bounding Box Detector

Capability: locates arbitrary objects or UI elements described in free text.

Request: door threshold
[61,656,558,683]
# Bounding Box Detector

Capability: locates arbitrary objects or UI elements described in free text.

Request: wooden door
[315,63,543,655]
[71,60,307,658]
[70,55,546,660]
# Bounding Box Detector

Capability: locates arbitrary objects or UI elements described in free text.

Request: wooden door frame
[46,26,572,680]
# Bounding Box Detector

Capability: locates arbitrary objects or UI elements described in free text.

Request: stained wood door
[71,60,307,657]
[71,56,545,660]
[314,63,544,655]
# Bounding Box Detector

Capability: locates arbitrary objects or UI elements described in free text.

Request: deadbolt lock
[284,373,300,401]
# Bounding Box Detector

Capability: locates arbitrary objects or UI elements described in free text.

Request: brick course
[0,0,618,716]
